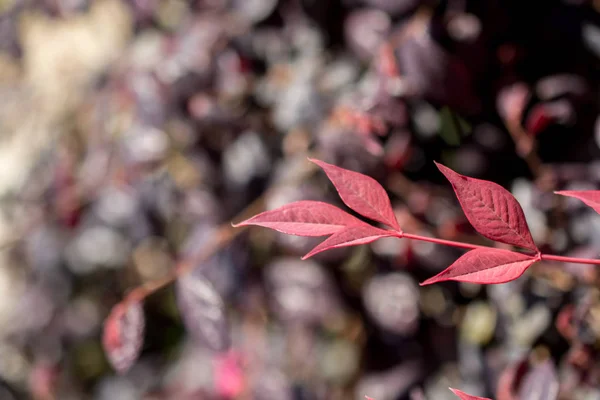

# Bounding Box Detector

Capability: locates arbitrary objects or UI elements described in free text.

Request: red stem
[541,254,600,266]
[401,232,486,251]
[121,223,600,305]
[399,231,600,266]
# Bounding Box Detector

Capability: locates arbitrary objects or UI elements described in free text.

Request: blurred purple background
[0,0,598,399]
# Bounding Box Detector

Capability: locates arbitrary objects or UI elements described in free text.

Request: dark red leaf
[525,104,554,136]
[232,201,362,236]
[176,274,230,351]
[309,158,401,230]
[450,388,492,400]
[436,162,538,251]
[421,248,538,285]
[555,191,600,215]
[555,305,575,341]
[301,224,396,259]
[102,300,144,373]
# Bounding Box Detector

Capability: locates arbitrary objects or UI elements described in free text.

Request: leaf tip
[419,278,435,286]
[302,244,325,260]
[434,160,452,173]
[307,157,325,166]
[231,220,246,228]
[434,161,457,179]
[231,215,258,228]
[448,387,491,400]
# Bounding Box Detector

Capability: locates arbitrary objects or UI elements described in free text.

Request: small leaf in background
[496,82,530,121]
[176,273,230,351]
[450,388,492,400]
[516,360,559,400]
[524,104,554,136]
[439,107,472,146]
[302,224,396,259]
[266,257,339,325]
[496,359,530,400]
[421,248,538,285]
[102,301,145,374]
[233,200,362,236]
[355,360,424,400]
[214,351,245,398]
[309,158,401,230]
[436,162,538,252]
[363,272,420,336]
[555,191,600,215]
[29,362,59,400]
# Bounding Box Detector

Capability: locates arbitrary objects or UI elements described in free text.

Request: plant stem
[122,158,322,305]
[125,195,266,305]
[126,225,236,304]
[541,254,600,266]
[401,232,600,266]
[401,232,488,251]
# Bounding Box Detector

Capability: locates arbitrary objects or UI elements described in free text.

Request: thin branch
[401,232,487,251]
[541,254,600,266]
[399,231,600,266]
[122,156,320,305]
[125,193,266,305]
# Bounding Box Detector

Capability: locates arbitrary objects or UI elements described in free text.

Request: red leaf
[301,224,396,259]
[525,104,553,136]
[421,248,538,285]
[435,162,538,251]
[232,201,362,236]
[102,301,145,373]
[309,158,401,230]
[555,190,600,215]
[450,388,492,400]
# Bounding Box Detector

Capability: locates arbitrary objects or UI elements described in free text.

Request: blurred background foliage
[0,0,599,399]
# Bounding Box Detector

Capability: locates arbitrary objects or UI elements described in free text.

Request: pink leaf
[309,158,401,230]
[421,248,538,285]
[232,201,362,236]
[102,300,145,373]
[214,351,245,398]
[435,162,538,251]
[555,191,600,215]
[302,224,396,259]
[450,388,492,400]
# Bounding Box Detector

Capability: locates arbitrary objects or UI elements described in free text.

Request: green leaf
[439,107,472,146]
